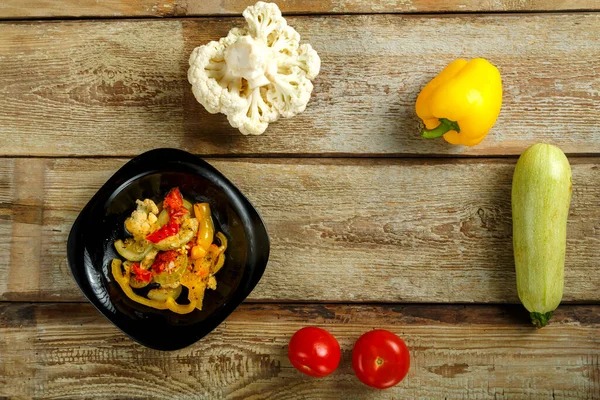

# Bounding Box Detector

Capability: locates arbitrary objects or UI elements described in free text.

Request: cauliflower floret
[267,66,313,118]
[269,25,299,58]
[188,28,248,114]
[295,43,321,80]
[124,199,159,240]
[243,1,285,42]
[228,86,278,135]
[207,276,217,290]
[187,1,320,136]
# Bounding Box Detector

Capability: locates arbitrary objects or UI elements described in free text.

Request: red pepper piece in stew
[170,207,189,222]
[131,262,152,282]
[166,188,189,223]
[151,250,179,274]
[164,188,184,214]
[145,188,189,243]
[146,220,180,243]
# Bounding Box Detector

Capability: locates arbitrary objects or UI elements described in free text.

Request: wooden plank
[0,13,599,157]
[1,157,599,303]
[1,303,598,399]
[1,0,598,19]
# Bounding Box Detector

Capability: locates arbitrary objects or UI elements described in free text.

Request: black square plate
[67,148,270,350]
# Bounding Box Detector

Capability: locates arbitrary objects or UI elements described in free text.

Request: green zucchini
[114,238,153,262]
[512,143,572,328]
[147,285,183,302]
[152,217,199,251]
[153,253,189,285]
[156,199,192,227]
[129,274,150,289]
[157,209,169,227]
[122,260,150,288]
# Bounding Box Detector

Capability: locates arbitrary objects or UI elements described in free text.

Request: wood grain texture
[1,0,598,19]
[1,13,599,157]
[1,303,599,399]
[1,157,599,303]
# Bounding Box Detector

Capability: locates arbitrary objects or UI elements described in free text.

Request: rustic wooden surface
[2,157,600,303]
[2,303,599,399]
[1,13,600,157]
[1,0,598,19]
[1,1,599,398]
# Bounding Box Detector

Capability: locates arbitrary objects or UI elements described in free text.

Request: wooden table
[1,1,599,398]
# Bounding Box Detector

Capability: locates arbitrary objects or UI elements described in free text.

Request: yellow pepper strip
[180,270,207,310]
[192,257,211,277]
[212,253,225,274]
[191,203,214,259]
[416,58,502,146]
[211,232,227,274]
[215,232,227,253]
[111,259,197,314]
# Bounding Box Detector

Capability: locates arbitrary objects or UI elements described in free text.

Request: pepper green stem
[530,311,553,328]
[421,118,461,139]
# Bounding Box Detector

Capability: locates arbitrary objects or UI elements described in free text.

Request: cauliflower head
[188,1,321,135]
[124,199,159,240]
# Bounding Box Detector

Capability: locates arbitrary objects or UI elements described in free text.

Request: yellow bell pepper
[111,259,198,314]
[191,202,214,260]
[416,58,502,146]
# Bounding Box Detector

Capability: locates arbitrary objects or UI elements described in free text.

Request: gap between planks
[0,0,599,21]
[1,155,599,165]
[1,9,600,22]
[2,153,600,160]
[2,302,600,326]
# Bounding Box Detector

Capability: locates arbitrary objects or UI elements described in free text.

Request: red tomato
[352,329,410,389]
[163,187,184,212]
[288,327,341,378]
[150,250,179,274]
[170,207,189,222]
[131,263,152,282]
